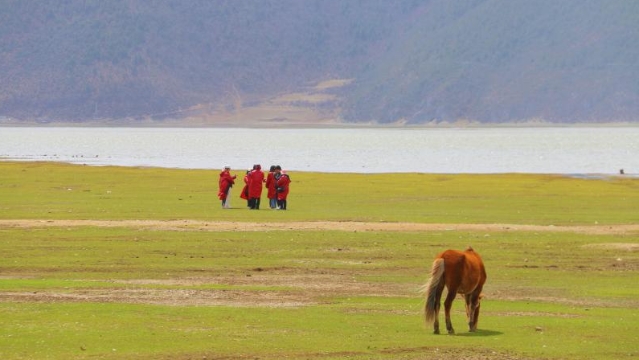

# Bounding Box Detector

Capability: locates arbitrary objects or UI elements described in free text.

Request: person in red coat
[275,166,291,210]
[218,166,236,209]
[240,170,250,207]
[265,165,277,209]
[247,164,265,209]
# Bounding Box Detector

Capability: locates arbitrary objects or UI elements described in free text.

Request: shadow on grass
[455,329,503,337]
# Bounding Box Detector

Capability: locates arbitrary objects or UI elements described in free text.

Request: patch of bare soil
[156,347,536,360]
[0,272,416,308]
[0,288,310,308]
[375,347,535,360]
[4,270,635,309]
[583,243,639,251]
[2,219,639,235]
[491,311,581,318]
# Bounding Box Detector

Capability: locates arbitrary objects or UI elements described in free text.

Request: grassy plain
[1,161,639,359]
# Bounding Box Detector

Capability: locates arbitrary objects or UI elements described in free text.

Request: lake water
[0,127,637,174]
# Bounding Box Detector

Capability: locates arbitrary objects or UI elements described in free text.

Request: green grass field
[1,161,638,359]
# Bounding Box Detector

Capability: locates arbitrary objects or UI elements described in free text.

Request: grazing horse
[421,247,486,334]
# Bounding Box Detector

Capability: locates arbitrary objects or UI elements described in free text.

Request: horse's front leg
[470,304,480,332]
[464,294,471,320]
[443,290,457,334]
[465,293,480,332]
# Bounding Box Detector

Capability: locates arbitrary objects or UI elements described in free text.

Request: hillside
[345,0,639,124]
[0,0,637,124]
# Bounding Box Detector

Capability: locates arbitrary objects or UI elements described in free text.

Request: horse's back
[437,247,486,294]
[462,247,486,293]
[437,248,466,264]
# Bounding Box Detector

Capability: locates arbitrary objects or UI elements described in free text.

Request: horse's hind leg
[443,289,457,334]
[433,284,444,334]
[433,303,440,334]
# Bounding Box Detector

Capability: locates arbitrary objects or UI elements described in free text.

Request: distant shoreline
[2,119,639,129]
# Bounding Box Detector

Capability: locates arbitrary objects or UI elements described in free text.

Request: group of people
[217,164,290,210]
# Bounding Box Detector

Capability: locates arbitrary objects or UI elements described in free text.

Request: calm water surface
[0,127,637,174]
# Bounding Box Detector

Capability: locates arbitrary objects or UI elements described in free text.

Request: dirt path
[2,219,639,234]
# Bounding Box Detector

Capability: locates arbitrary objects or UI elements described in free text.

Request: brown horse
[421,247,486,334]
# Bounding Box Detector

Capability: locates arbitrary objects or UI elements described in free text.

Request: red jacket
[265,171,277,199]
[240,173,249,200]
[218,170,235,200]
[276,173,291,200]
[248,168,265,198]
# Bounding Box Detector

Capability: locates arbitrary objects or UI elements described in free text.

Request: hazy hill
[345,0,639,124]
[0,0,637,124]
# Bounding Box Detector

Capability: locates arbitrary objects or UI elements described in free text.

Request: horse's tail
[421,258,445,324]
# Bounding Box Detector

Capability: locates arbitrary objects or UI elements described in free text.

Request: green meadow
[1,161,639,359]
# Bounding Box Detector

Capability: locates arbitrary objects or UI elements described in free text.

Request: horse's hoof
[433,330,440,335]
[447,330,455,335]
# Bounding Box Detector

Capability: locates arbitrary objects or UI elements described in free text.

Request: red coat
[247,169,265,198]
[276,173,291,200]
[240,174,249,200]
[265,172,277,199]
[218,170,235,200]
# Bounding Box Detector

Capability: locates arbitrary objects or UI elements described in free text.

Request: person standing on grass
[265,165,277,209]
[247,164,265,209]
[275,166,290,210]
[240,170,250,207]
[218,166,236,209]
